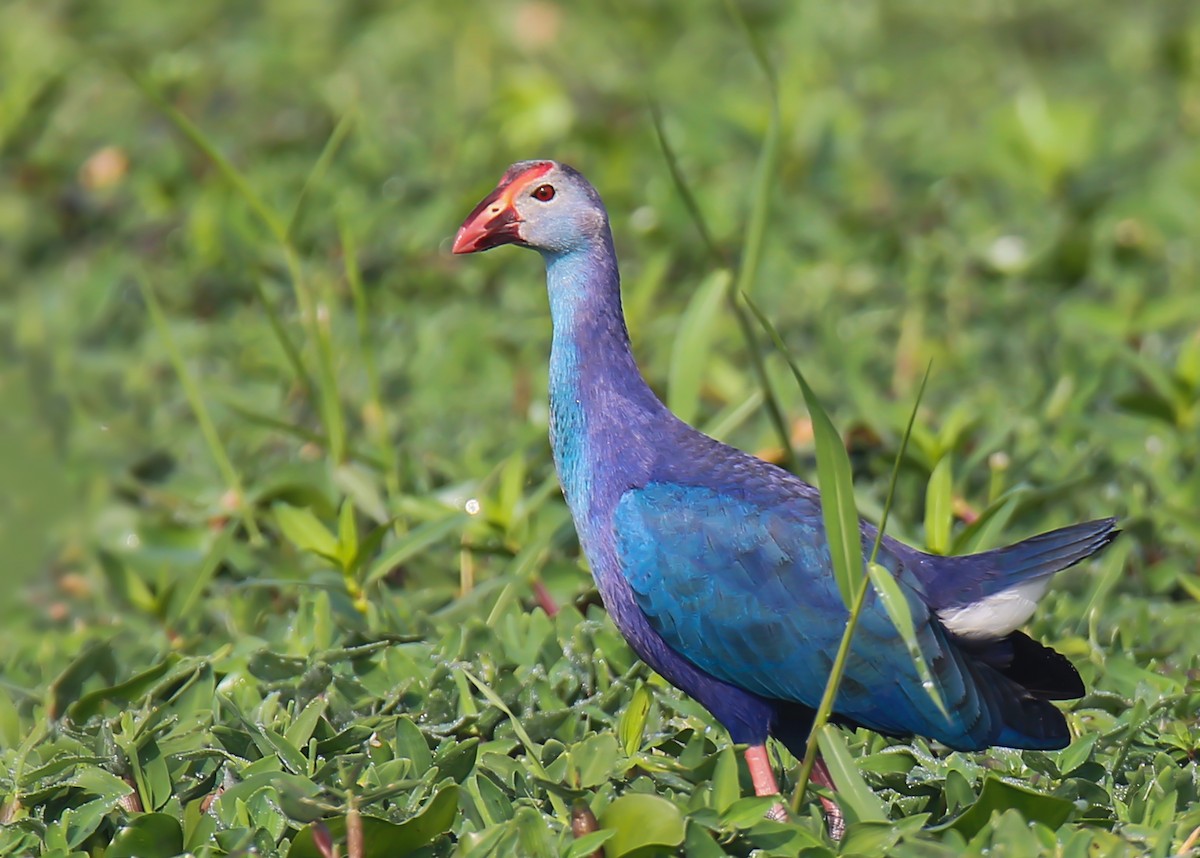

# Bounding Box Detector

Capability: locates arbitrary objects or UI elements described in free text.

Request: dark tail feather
[961,630,1085,701]
[929,517,1119,609]
[979,517,1119,583]
[968,658,1074,750]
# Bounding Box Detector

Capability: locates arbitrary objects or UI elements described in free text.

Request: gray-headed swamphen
[452,160,1118,835]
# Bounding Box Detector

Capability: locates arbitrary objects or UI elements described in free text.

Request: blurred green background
[2,0,1199,853]
[5,0,1198,588]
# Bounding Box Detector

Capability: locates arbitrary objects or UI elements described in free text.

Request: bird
[452,160,1118,835]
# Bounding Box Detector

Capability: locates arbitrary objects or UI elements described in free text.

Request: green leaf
[1056,731,1097,776]
[57,805,111,851]
[866,562,949,719]
[67,654,181,721]
[571,733,619,788]
[274,502,340,561]
[166,528,231,626]
[953,490,1025,554]
[107,813,184,858]
[839,820,904,856]
[469,773,514,826]
[744,297,863,608]
[1176,328,1200,389]
[288,786,459,857]
[35,768,132,848]
[718,795,779,828]
[932,776,1075,839]
[711,745,740,814]
[683,821,729,858]
[924,455,954,554]
[738,818,828,856]
[563,829,615,858]
[364,513,467,585]
[183,797,219,849]
[49,640,117,718]
[515,804,556,856]
[434,737,479,783]
[284,696,328,752]
[337,499,358,570]
[599,793,686,857]
[668,269,730,424]
[247,720,309,776]
[617,683,651,757]
[395,716,433,772]
[131,737,173,812]
[54,768,135,849]
[814,725,886,824]
[0,691,21,748]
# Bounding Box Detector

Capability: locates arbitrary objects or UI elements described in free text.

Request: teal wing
[612,481,1037,749]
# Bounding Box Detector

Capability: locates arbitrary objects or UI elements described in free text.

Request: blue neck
[542,233,664,526]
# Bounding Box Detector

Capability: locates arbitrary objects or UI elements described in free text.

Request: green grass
[3,0,1200,855]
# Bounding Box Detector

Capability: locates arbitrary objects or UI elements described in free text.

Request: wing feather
[613,482,991,747]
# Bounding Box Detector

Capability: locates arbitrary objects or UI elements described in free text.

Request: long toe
[819,796,846,841]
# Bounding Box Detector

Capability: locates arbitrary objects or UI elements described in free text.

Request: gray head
[452,160,609,256]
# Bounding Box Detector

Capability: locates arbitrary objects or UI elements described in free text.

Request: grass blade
[867,561,950,719]
[701,388,764,441]
[814,724,887,823]
[744,296,863,608]
[787,362,934,815]
[273,502,340,562]
[646,3,795,471]
[458,668,568,820]
[364,514,468,586]
[167,528,233,627]
[250,277,314,403]
[727,299,797,473]
[719,0,796,471]
[723,0,779,304]
[953,489,1026,554]
[122,63,354,462]
[869,364,933,563]
[667,269,730,424]
[310,272,348,463]
[121,66,286,242]
[137,274,261,543]
[126,63,322,405]
[338,212,401,501]
[647,100,724,269]
[287,108,357,240]
[924,455,954,554]
[220,398,388,470]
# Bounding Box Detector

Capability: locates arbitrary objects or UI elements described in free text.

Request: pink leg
[743,745,846,839]
[531,579,559,617]
[810,754,846,841]
[744,744,789,822]
[745,744,780,795]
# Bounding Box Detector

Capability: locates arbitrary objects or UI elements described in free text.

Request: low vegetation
[2,1,1198,855]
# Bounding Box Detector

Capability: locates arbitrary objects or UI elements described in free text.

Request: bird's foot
[819,796,846,841]
[765,802,789,823]
[811,755,846,840]
[744,744,845,839]
[763,796,843,840]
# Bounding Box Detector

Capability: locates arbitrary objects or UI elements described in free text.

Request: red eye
[532,184,555,202]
